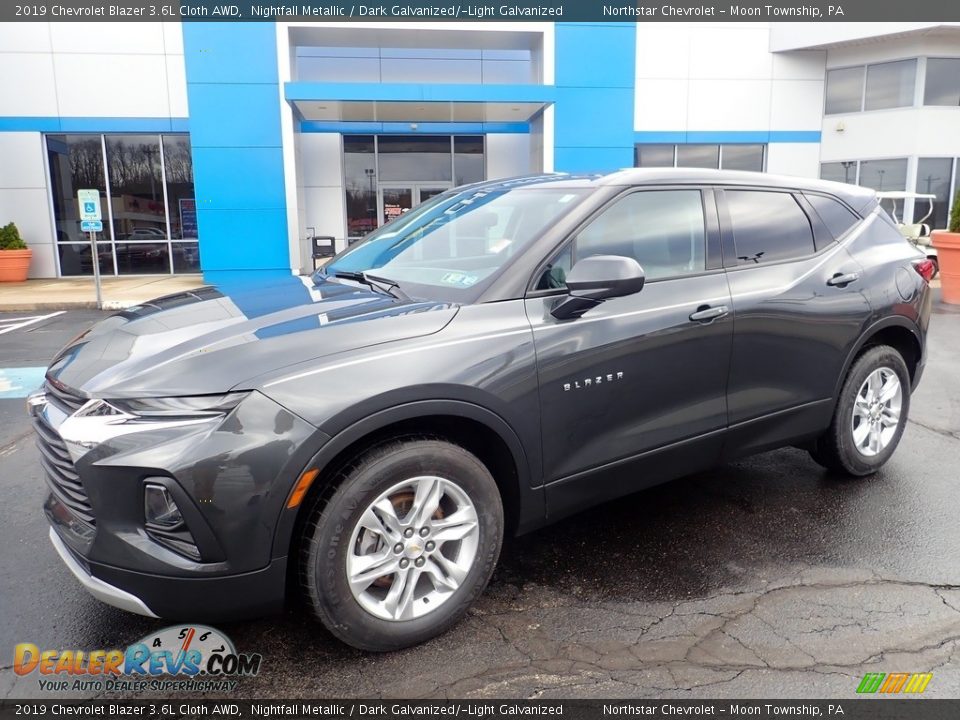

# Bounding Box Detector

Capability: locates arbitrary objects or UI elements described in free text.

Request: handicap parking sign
[77,189,102,222]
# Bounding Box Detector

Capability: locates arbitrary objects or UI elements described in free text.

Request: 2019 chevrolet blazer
[32,169,932,651]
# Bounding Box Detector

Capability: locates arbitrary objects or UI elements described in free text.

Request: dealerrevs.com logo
[14,625,261,693]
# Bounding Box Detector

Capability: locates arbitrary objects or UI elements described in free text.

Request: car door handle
[827,272,860,287]
[689,305,729,323]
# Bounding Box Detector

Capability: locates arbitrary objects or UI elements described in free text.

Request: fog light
[143,482,203,561]
[144,484,183,528]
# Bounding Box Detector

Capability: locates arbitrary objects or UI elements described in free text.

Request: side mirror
[550,255,645,320]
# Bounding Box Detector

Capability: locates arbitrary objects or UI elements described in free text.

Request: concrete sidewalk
[0,276,207,311]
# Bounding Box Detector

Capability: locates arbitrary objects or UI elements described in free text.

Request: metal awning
[285,82,554,124]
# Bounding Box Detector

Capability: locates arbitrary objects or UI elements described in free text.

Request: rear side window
[805,193,860,244]
[726,190,815,266]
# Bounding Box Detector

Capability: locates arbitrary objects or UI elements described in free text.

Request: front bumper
[49,526,290,620]
[48,527,157,618]
[35,386,324,620]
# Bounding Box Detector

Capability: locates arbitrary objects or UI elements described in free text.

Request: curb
[0,300,135,312]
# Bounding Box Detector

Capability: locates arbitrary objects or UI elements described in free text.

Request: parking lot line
[0,310,65,336]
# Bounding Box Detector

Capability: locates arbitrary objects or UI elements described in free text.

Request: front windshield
[321,185,588,302]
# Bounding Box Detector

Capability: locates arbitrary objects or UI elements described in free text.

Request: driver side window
[535,190,707,290]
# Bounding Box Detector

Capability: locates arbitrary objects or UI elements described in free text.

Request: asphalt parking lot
[1,303,959,701]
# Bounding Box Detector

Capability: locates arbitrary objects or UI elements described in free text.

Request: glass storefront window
[676,145,720,169]
[924,58,960,107]
[825,66,865,114]
[914,158,954,229]
[47,135,111,247]
[378,136,453,182]
[57,243,113,278]
[636,144,765,171]
[859,158,908,192]
[162,136,197,241]
[106,135,167,243]
[115,243,170,274]
[820,162,858,185]
[864,59,917,111]
[46,133,198,276]
[454,136,484,185]
[344,135,486,241]
[295,46,534,85]
[721,144,765,172]
[163,135,199,272]
[344,135,378,240]
[635,145,674,167]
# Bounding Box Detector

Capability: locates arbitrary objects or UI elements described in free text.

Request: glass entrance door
[377,183,450,226]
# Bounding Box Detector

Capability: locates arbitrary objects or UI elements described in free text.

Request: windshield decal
[440,272,479,287]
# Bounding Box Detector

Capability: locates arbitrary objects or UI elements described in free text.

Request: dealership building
[1,20,959,281]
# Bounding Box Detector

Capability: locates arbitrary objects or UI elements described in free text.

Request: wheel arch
[273,399,541,574]
[834,317,923,399]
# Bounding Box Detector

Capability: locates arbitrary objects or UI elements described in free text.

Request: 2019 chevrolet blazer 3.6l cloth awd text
[31,169,932,650]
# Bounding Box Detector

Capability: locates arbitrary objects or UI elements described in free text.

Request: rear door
[719,187,872,456]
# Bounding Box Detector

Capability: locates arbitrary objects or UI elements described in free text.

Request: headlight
[107,392,249,419]
[57,393,249,464]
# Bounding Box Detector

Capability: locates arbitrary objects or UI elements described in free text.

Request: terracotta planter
[932,230,960,305]
[0,248,32,282]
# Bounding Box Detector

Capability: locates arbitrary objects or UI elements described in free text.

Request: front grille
[44,380,87,415]
[33,417,96,527]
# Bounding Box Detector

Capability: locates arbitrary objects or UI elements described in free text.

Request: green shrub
[0,222,28,251]
[950,189,960,233]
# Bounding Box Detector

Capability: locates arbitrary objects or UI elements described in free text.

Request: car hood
[46,275,458,398]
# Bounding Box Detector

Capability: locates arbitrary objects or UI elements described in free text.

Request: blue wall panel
[0,117,187,132]
[183,23,280,84]
[183,22,290,277]
[191,148,287,209]
[194,210,291,272]
[553,24,636,173]
[187,84,288,148]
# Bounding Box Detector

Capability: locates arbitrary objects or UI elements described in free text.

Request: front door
[526,188,732,518]
[378,184,451,226]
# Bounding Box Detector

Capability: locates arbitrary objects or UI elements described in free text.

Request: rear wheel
[809,345,910,476]
[300,438,503,651]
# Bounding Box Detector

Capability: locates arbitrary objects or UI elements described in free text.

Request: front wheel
[300,438,503,651]
[809,345,911,476]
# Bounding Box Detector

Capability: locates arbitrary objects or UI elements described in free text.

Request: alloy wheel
[346,476,480,621]
[851,367,903,457]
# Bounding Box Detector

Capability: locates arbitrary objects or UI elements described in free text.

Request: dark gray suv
[32,170,932,651]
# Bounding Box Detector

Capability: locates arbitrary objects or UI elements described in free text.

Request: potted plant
[0,222,32,282]
[932,190,960,304]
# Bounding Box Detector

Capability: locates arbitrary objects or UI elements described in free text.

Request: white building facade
[0,20,957,280]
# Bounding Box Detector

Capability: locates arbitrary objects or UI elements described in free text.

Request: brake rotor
[369,490,444,588]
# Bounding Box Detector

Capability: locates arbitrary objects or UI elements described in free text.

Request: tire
[809,345,911,476]
[300,437,503,651]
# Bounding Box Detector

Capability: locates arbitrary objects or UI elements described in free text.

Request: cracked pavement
[1,302,959,700]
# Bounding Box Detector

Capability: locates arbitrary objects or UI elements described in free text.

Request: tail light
[913,259,936,283]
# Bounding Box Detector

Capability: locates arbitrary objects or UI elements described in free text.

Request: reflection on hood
[48,274,458,397]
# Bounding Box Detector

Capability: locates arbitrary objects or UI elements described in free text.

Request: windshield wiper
[331,270,411,301]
